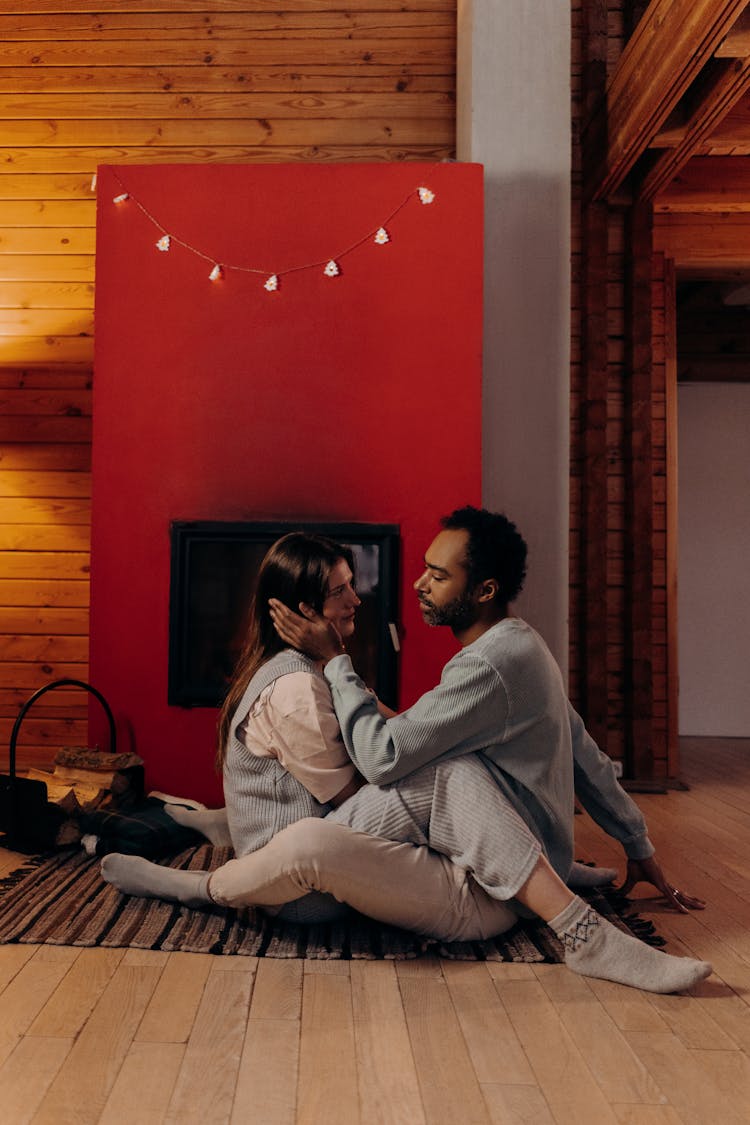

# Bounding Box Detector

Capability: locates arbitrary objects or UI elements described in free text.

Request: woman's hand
[269,598,345,663]
[619,856,706,913]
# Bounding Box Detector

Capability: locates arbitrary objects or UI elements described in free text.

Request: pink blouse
[238,671,356,804]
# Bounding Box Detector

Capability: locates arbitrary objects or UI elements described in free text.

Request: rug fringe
[0,849,49,893]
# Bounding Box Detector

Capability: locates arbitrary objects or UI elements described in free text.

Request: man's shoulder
[462,618,553,672]
[468,617,536,653]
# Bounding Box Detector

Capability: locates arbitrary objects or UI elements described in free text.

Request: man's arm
[568,702,655,860]
[569,702,705,912]
[269,597,509,785]
[324,652,508,785]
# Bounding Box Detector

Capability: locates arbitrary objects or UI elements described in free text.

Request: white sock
[567,861,618,888]
[101,853,213,908]
[549,896,713,993]
[165,804,234,848]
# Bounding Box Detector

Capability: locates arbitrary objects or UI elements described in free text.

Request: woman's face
[322,557,360,639]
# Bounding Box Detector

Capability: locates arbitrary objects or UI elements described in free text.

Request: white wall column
[678,383,750,736]
[457,0,571,672]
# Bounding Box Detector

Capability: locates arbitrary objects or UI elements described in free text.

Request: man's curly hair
[441,506,527,605]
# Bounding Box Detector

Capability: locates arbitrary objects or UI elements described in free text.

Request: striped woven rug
[0,844,663,961]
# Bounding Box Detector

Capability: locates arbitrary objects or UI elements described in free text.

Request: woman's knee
[208,818,339,907]
[271,816,344,863]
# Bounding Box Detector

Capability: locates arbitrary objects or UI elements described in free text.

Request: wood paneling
[0,94,454,120]
[0,0,456,772]
[0,365,91,772]
[0,12,453,36]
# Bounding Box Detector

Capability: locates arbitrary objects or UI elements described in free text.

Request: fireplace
[168,521,400,709]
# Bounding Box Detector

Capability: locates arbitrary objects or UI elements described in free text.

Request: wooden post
[579,202,610,752]
[663,256,681,778]
[623,202,656,782]
[577,0,610,752]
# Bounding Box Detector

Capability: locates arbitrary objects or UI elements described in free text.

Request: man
[270,505,701,913]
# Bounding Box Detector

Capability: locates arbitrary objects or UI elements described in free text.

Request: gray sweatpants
[209,755,543,941]
[329,754,542,899]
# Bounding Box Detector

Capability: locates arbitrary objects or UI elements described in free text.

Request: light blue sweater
[324,617,654,880]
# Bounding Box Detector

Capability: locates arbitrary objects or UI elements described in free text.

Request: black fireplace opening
[168,520,400,709]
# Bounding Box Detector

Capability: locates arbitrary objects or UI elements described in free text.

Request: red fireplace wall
[90,163,483,803]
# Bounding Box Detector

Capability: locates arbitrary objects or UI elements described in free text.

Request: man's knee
[434,754,491,788]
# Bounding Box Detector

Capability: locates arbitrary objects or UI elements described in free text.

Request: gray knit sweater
[223,650,333,859]
[324,617,655,880]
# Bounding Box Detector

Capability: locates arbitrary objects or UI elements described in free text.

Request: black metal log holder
[0,678,116,852]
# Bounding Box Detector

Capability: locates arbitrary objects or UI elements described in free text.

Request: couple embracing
[103,506,711,993]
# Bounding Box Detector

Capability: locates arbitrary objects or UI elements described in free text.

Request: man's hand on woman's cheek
[268,598,345,662]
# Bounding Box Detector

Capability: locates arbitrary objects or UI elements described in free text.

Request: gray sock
[165,804,234,848]
[101,853,213,908]
[549,895,713,994]
[567,861,618,888]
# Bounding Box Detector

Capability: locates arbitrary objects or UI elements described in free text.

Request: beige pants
[208,818,518,943]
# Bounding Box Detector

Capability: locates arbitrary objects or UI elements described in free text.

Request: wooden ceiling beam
[690,89,750,149]
[655,155,750,210]
[677,265,750,279]
[678,355,750,381]
[584,0,750,201]
[641,57,750,198]
[716,6,750,56]
[649,114,686,148]
[654,211,750,266]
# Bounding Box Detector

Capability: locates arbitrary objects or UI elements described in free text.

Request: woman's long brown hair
[215,532,354,767]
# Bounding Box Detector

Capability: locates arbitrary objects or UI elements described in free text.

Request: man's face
[413,529,478,629]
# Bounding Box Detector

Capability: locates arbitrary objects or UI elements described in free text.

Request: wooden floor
[1,738,749,1124]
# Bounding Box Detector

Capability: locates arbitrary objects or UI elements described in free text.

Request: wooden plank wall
[0,0,456,772]
[0,367,92,768]
[571,0,671,778]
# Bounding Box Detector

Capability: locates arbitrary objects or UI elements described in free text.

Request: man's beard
[418,592,477,630]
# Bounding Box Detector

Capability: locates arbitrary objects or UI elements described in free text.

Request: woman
[108,533,526,932]
[103,534,712,992]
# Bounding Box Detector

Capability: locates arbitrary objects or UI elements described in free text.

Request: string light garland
[105,171,437,293]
